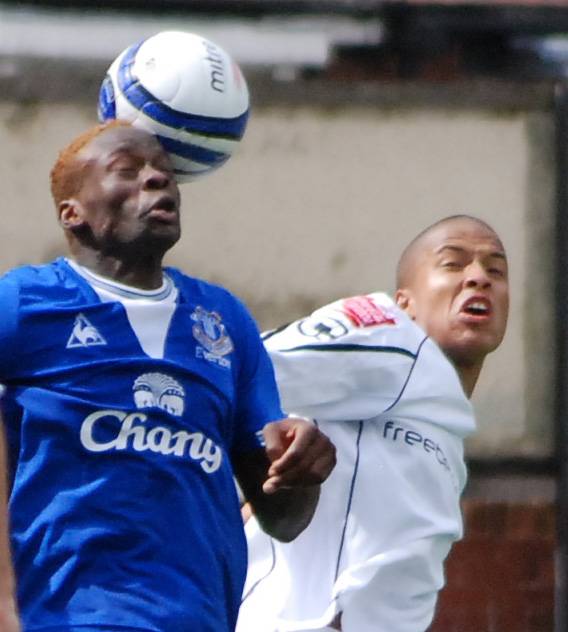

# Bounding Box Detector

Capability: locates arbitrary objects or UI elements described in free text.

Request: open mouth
[146,197,178,221]
[150,196,176,212]
[461,298,492,318]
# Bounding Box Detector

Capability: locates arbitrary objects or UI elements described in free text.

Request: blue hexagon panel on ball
[98,30,250,183]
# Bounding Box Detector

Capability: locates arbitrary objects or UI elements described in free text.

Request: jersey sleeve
[263,294,424,421]
[0,274,20,385]
[231,300,284,455]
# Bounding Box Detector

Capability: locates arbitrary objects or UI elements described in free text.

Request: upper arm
[0,275,20,383]
[263,295,421,421]
[230,300,284,455]
[232,447,270,510]
[0,406,19,625]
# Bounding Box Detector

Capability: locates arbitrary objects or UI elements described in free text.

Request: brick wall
[430,500,556,632]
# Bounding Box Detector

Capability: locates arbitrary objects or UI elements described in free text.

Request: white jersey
[237,293,475,632]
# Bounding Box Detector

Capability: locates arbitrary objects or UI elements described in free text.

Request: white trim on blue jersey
[67,258,178,359]
[238,293,475,632]
[66,258,176,301]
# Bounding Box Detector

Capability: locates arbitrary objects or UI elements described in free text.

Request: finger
[263,457,328,494]
[266,447,336,491]
[267,424,319,475]
[262,475,284,495]
[262,420,288,463]
[268,427,330,477]
[279,451,336,487]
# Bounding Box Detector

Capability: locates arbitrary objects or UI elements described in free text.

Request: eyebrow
[434,244,507,261]
[105,148,134,161]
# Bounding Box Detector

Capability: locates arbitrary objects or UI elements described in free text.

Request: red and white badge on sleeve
[341,295,397,328]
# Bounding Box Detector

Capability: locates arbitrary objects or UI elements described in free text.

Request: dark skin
[0,414,19,632]
[58,125,182,289]
[57,124,336,542]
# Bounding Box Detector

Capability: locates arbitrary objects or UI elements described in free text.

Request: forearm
[235,417,335,542]
[0,545,18,630]
[235,451,322,542]
[252,484,320,543]
[0,415,19,631]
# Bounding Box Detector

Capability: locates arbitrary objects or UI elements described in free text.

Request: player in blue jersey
[0,120,336,632]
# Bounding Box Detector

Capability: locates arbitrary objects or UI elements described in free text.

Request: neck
[70,250,165,290]
[453,361,483,398]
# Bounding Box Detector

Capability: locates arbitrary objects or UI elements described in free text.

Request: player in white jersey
[237,215,509,632]
[0,121,336,631]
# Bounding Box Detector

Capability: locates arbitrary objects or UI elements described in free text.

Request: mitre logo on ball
[98,30,250,182]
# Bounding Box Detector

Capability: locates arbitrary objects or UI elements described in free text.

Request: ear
[395,288,416,320]
[58,199,85,230]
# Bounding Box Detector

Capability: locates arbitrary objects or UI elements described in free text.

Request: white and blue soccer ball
[98,30,250,182]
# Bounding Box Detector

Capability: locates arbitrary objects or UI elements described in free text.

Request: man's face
[396,218,509,367]
[65,126,181,254]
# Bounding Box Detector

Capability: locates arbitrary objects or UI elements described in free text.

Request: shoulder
[0,258,89,306]
[1,260,57,284]
[166,267,256,325]
[0,259,64,295]
[0,262,66,345]
[263,292,426,356]
[168,267,238,300]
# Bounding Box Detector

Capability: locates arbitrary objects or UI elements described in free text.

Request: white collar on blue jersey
[66,258,176,302]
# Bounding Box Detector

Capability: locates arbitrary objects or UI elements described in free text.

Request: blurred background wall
[0,97,556,462]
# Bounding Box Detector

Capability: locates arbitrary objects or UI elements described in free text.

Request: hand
[261,418,336,495]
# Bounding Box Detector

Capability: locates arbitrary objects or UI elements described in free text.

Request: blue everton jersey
[0,258,283,631]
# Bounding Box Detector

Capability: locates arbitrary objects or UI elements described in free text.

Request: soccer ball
[98,30,250,182]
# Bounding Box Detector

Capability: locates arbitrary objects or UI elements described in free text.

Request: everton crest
[191,306,234,367]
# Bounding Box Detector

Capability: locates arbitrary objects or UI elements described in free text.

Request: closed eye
[109,162,140,177]
[488,267,506,277]
[154,161,175,176]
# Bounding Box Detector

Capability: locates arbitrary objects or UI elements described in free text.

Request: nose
[464,260,491,288]
[142,164,171,189]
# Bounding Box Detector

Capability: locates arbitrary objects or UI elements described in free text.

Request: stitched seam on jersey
[382,335,429,414]
[334,419,364,582]
[279,344,417,359]
[240,535,277,603]
[261,322,291,342]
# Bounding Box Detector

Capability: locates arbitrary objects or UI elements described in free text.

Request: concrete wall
[0,95,556,459]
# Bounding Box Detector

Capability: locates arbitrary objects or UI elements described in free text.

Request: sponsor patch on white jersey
[66,313,107,348]
[297,316,348,341]
[341,295,397,328]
